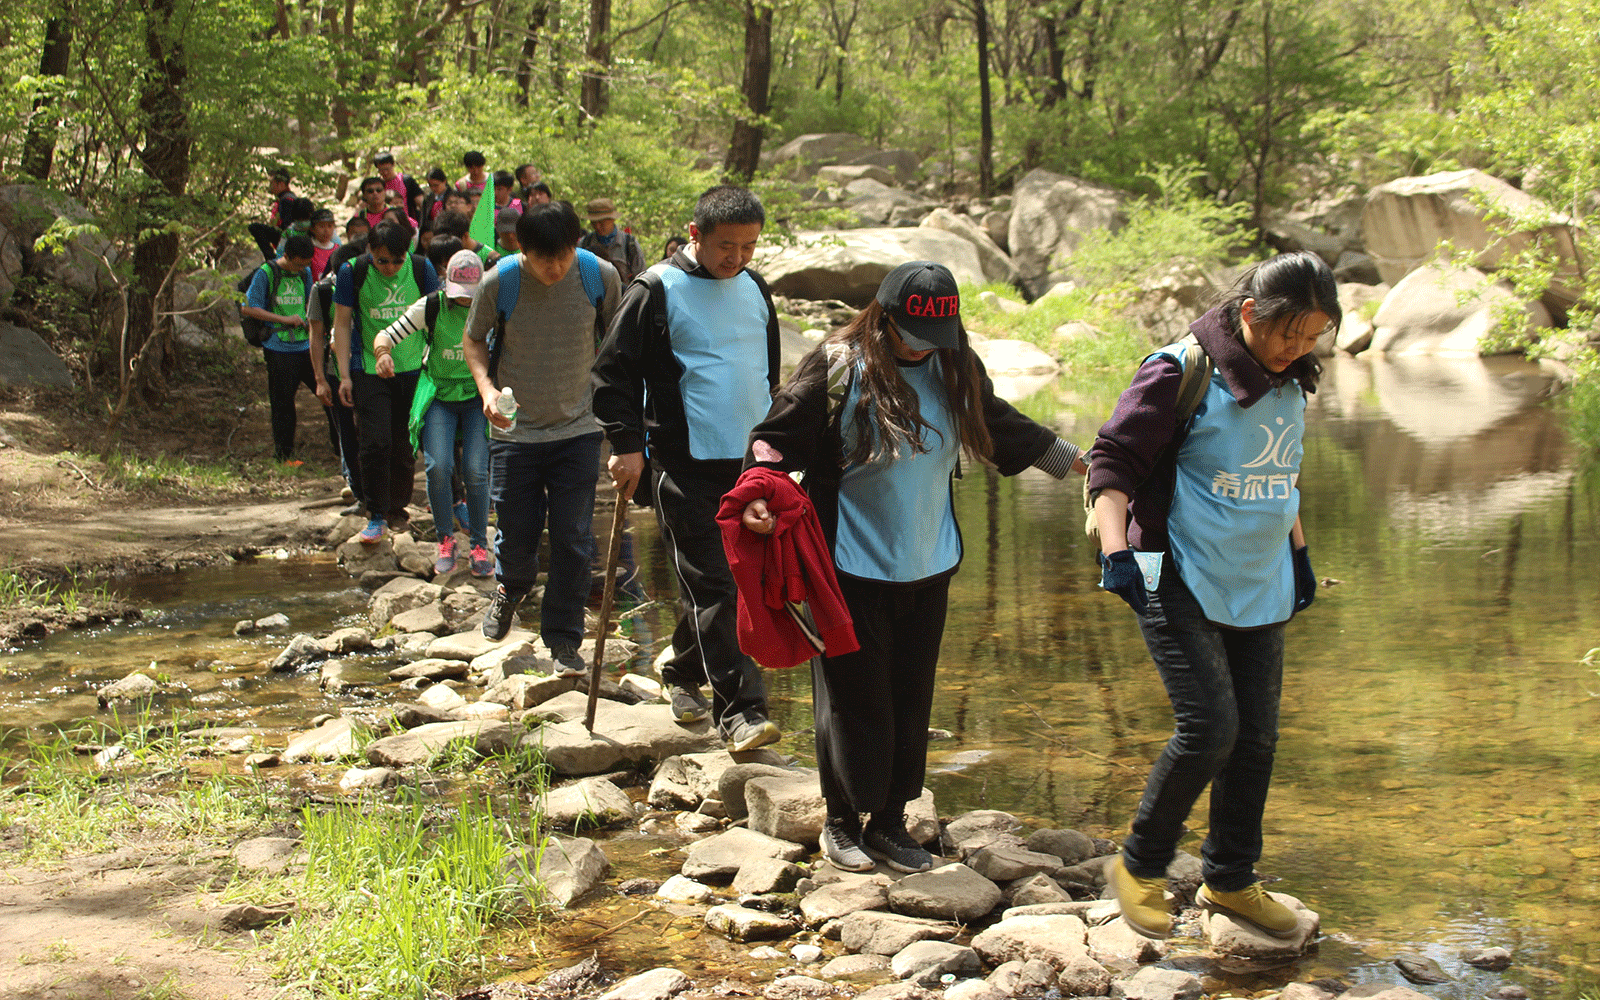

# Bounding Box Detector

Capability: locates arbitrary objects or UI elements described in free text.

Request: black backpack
[237,262,286,347]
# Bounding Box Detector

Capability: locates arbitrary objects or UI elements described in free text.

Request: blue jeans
[422,398,489,548]
[1121,561,1284,892]
[488,432,601,649]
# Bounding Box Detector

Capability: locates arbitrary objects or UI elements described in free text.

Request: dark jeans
[489,433,601,649]
[1121,563,1285,892]
[652,462,769,735]
[323,372,362,499]
[263,348,316,461]
[349,368,419,520]
[814,574,949,820]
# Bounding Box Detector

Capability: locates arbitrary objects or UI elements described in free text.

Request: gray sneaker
[668,684,711,723]
[550,642,587,678]
[726,717,781,752]
[862,826,936,873]
[820,817,874,872]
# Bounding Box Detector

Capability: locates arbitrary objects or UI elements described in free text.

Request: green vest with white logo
[359,264,423,372]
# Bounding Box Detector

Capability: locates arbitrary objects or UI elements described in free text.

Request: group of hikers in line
[243,152,1335,942]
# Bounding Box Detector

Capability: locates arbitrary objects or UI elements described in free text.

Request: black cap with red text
[876,260,961,351]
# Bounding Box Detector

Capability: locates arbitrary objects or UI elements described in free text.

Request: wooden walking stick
[585,481,635,732]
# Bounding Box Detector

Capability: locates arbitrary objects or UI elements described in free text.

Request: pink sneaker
[470,544,493,577]
[435,537,457,575]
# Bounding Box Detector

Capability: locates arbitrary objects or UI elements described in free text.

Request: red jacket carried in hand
[717,467,859,670]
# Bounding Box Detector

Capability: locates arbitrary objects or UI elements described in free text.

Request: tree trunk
[21,17,72,181]
[974,0,994,197]
[580,0,611,121]
[516,1,551,107]
[127,0,192,404]
[724,0,773,182]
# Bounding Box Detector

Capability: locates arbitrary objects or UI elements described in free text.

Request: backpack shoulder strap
[264,261,284,310]
[495,254,522,320]
[351,256,371,298]
[822,342,855,425]
[424,290,441,339]
[1173,333,1212,424]
[575,248,603,308]
[745,268,781,389]
[634,267,669,334]
[410,253,428,291]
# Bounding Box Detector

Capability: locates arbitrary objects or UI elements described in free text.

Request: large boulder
[525,834,609,907]
[1362,169,1579,307]
[0,185,116,300]
[920,209,1017,284]
[818,164,897,188]
[1330,281,1391,355]
[527,704,721,778]
[769,133,877,177]
[755,229,986,305]
[745,772,827,845]
[969,914,1090,971]
[364,720,516,767]
[543,776,638,831]
[1007,169,1125,297]
[0,324,73,388]
[1364,265,1551,357]
[887,864,1002,922]
[282,718,360,763]
[368,578,443,628]
[848,184,938,228]
[683,827,808,882]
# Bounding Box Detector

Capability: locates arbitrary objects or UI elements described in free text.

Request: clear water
[3,354,1597,995]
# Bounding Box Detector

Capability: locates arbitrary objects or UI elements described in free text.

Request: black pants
[323,371,362,499]
[349,368,419,520]
[652,462,768,735]
[248,222,281,261]
[263,348,316,461]
[814,574,950,820]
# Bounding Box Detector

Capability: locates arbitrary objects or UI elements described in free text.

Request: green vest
[427,293,477,401]
[359,264,424,372]
[271,264,309,343]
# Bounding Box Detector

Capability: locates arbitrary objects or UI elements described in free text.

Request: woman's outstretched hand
[742,498,775,535]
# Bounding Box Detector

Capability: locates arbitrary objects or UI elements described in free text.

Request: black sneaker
[481,587,525,641]
[550,641,587,678]
[820,817,874,872]
[668,684,711,724]
[862,825,936,873]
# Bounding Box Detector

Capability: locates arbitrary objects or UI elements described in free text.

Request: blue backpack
[488,248,604,383]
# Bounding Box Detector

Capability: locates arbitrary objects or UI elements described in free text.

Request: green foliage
[1065,164,1253,296]
[1559,346,1600,456]
[0,567,109,612]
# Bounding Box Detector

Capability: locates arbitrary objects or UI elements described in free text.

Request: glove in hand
[1292,544,1316,613]
[1098,549,1148,614]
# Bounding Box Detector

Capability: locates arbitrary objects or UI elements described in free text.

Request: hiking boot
[358,518,386,544]
[469,545,493,578]
[820,817,874,872]
[667,684,711,724]
[481,587,524,641]
[1197,882,1300,938]
[434,537,457,575]
[550,641,587,678]
[725,717,781,752]
[1109,855,1171,939]
[454,500,470,534]
[862,825,935,873]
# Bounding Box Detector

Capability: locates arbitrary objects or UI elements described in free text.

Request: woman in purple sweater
[1088,252,1337,940]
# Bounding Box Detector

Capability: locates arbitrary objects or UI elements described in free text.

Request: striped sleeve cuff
[1032,437,1082,480]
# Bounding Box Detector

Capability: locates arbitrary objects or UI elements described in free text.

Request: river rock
[820,954,892,979]
[1006,873,1073,907]
[1026,830,1094,867]
[684,827,809,882]
[945,980,1006,1000]
[1280,984,1335,1000]
[734,858,806,895]
[1109,966,1201,1000]
[0,186,115,301]
[1008,169,1125,296]
[649,758,699,810]
[801,874,891,925]
[1344,988,1433,1000]
[706,904,801,942]
[1462,946,1512,970]
[888,863,1001,922]
[388,658,469,682]
[972,340,1059,378]
[1006,899,1115,924]
[482,672,577,711]
[1393,953,1451,985]
[967,844,1061,882]
[970,914,1089,970]
[1087,919,1167,964]
[523,834,608,908]
[216,902,294,932]
[597,968,691,1000]
[791,944,825,964]
[1055,954,1113,997]
[987,959,1056,995]
[942,810,1022,855]
[232,836,302,873]
[892,941,981,985]
[319,659,357,694]
[282,718,359,762]
[770,133,876,177]
[0,323,73,388]
[1485,988,1528,1000]
[528,701,721,777]
[819,163,897,188]
[386,702,458,730]
[766,976,835,1000]
[427,627,535,661]
[253,613,290,632]
[320,626,373,654]
[269,633,325,672]
[337,534,401,578]
[746,771,826,845]
[97,671,158,706]
[1055,855,1114,894]
[244,752,279,768]
[720,762,804,820]
[619,673,663,702]
[755,229,987,305]
[368,578,442,627]
[1332,281,1391,354]
[469,639,539,679]
[364,719,515,768]
[921,208,1016,283]
[417,682,468,712]
[338,765,400,791]
[856,982,940,1000]
[1361,169,1578,302]
[455,702,509,722]
[841,911,962,956]
[1200,890,1318,958]
[1365,264,1549,357]
[390,602,449,634]
[656,874,715,903]
[544,776,637,831]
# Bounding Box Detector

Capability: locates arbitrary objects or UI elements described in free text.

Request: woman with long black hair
[1089,250,1336,939]
[736,261,1085,872]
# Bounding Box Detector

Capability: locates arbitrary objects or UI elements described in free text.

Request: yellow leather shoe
[1197,882,1300,938]
[1109,855,1171,938]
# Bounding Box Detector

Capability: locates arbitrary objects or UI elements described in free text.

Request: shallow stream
[3,354,1598,998]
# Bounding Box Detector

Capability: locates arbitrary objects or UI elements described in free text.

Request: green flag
[470,186,496,249]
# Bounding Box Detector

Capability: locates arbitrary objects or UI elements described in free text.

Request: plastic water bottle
[495,387,518,433]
